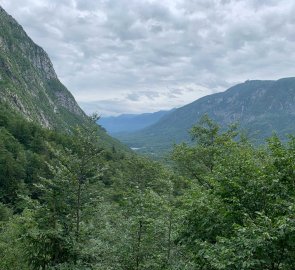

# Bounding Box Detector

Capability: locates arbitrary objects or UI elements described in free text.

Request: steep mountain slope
[98,110,173,135]
[0,6,87,130]
[117,78,295,155]
[0,6,128,150]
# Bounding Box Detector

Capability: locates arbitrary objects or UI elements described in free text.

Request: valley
[109,78,295,157]
[1,3,295,270]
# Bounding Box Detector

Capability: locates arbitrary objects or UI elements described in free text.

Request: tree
[172,115,238,187]
[174,118,295,269]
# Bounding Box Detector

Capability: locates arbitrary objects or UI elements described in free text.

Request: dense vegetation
[1,107,295,270]
[115,78,295,157]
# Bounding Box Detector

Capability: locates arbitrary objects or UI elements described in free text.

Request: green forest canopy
[1,108,295,270]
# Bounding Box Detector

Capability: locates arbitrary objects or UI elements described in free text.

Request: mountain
[0,6,128,150]
[98,110,173,135]
[0,6,88,130]
[116,78,295,155]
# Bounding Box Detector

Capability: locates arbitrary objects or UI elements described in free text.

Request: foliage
[173,118,295,269]
[2,107,295,269]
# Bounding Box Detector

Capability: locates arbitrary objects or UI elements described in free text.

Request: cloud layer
[1,0,295,115]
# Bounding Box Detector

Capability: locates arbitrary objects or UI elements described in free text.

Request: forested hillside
[116,78,295,156]
[2,108,295,269]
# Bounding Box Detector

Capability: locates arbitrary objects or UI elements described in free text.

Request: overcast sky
[1,0,295,116]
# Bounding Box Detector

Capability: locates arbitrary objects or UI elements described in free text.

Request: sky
[1,0,295,116]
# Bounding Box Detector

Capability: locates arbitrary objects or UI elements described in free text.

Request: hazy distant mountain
[98,110,173,134]
[116,78,295,155]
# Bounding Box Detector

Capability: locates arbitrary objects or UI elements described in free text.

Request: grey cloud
[75,0,103,11]
[126,91,160,101]
[1,0,295,115]
[79,84,212,116]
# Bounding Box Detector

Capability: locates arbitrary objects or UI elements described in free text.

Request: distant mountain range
[113,78,295,156]
[98,110,173,135]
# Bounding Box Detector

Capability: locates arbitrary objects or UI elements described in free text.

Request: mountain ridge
[116,77,295,155]
[98,110,173,134]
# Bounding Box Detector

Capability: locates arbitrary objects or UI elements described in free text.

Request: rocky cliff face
[0,6,88,130]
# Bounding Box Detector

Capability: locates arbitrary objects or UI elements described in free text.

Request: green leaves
[174,116,295,269]
[3,109,295,269]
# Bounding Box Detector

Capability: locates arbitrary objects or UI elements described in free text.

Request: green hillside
[116,78,295,156]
